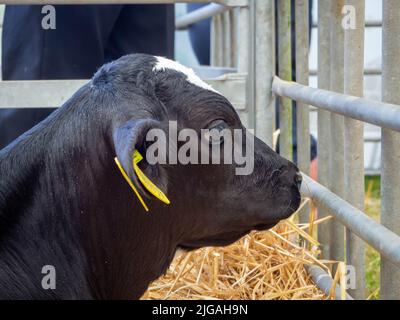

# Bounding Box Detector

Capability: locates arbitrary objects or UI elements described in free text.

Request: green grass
[364,175,381,300]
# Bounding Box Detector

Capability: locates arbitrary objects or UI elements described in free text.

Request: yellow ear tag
[114,157,149,212]
[132,150,170,205]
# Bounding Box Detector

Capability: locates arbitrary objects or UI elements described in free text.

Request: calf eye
[204,120,229,145]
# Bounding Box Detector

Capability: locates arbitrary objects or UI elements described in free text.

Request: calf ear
[113,119,168,203]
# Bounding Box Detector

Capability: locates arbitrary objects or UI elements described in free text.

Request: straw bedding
[143,203,337,300]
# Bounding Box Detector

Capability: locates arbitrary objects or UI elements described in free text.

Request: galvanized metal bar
[316,0,332,259]
[211,15,217,66]
[247,0,255,131]
[176,3,228,30]
[237,5,250,73]
[344,0,366,300]
[277,0,293,161]
[310,68,381,76]
[229,9,238,68]
[381,0,400,300]
[1,0,248,5]
[222,11,232,67]
[0,75,247,110]
[329,0,345,265]
[295,0,310,224]
[312,20,382,28]
[237,1,255,130]
[301,174,400,268]
[254,0,275,146]
[295,0,310,175]
[305,265,354,300]
[272,77,400,133]
[218,13,225,66]
[211,14,223,66]
[0,80,88,108]
[219,12,226,67]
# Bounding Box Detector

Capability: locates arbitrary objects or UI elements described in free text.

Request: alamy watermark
[145,121,255,176]
[41,5,56,30]
[41,265,56,290]
[342,5,357,30]
[345,265,356,290]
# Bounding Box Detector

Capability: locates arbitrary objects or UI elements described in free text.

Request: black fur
[0,54,301,299]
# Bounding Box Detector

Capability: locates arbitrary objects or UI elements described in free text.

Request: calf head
[0,54,302,299]
[102,54,302,251]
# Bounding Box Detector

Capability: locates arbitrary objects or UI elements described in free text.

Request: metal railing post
[237,1,255,129]
[211,14,223,66]
[222,11,231,67]
[381,0,400,300]
[329,0,345,265]
[254,0,275,146]
[344,0,366,300]
[317,0,332,259]
[238,4,250,73]
[230,9,238,68]
[295,0,310,223]
[175,4,228,30]
[272,77,400,131]
[277,0,293,161]
[301,174,400,268]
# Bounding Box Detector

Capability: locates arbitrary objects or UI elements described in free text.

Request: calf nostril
[294,173,302,189]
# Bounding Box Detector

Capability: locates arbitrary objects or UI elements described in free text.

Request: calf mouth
[253,221,281,231]
[281,197,302,220]
[180,230,251,250]
[179,193,301,251]
[179,220,282,250]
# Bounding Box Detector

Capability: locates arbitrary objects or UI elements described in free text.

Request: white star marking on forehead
[153,56,219,94]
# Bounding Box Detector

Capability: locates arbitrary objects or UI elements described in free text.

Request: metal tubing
[176,4,228,30]
[277,0,293,161]
[237,4,252,128]
[295,0,310,223]
[272,77,400,133]
[237,6,250,73]
[211,14,223,66]
[305,265,353,300]
[381,0,400,300]
[0,75,247,109]
[254,0,275,146]
[312,20,382,29]
[2,0,248,5]
[211,15,218,66]
[222,11,232,67]
[310,68,381,76]
[230,9,238,68]
[316,0,332,259]
[301,174,400,268]
[329,0,345,265]
[0,80,88,108]
[295,0,310,175]
[344,0,366,300]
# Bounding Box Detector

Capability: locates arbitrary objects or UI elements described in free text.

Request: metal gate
[1,0,399,300]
